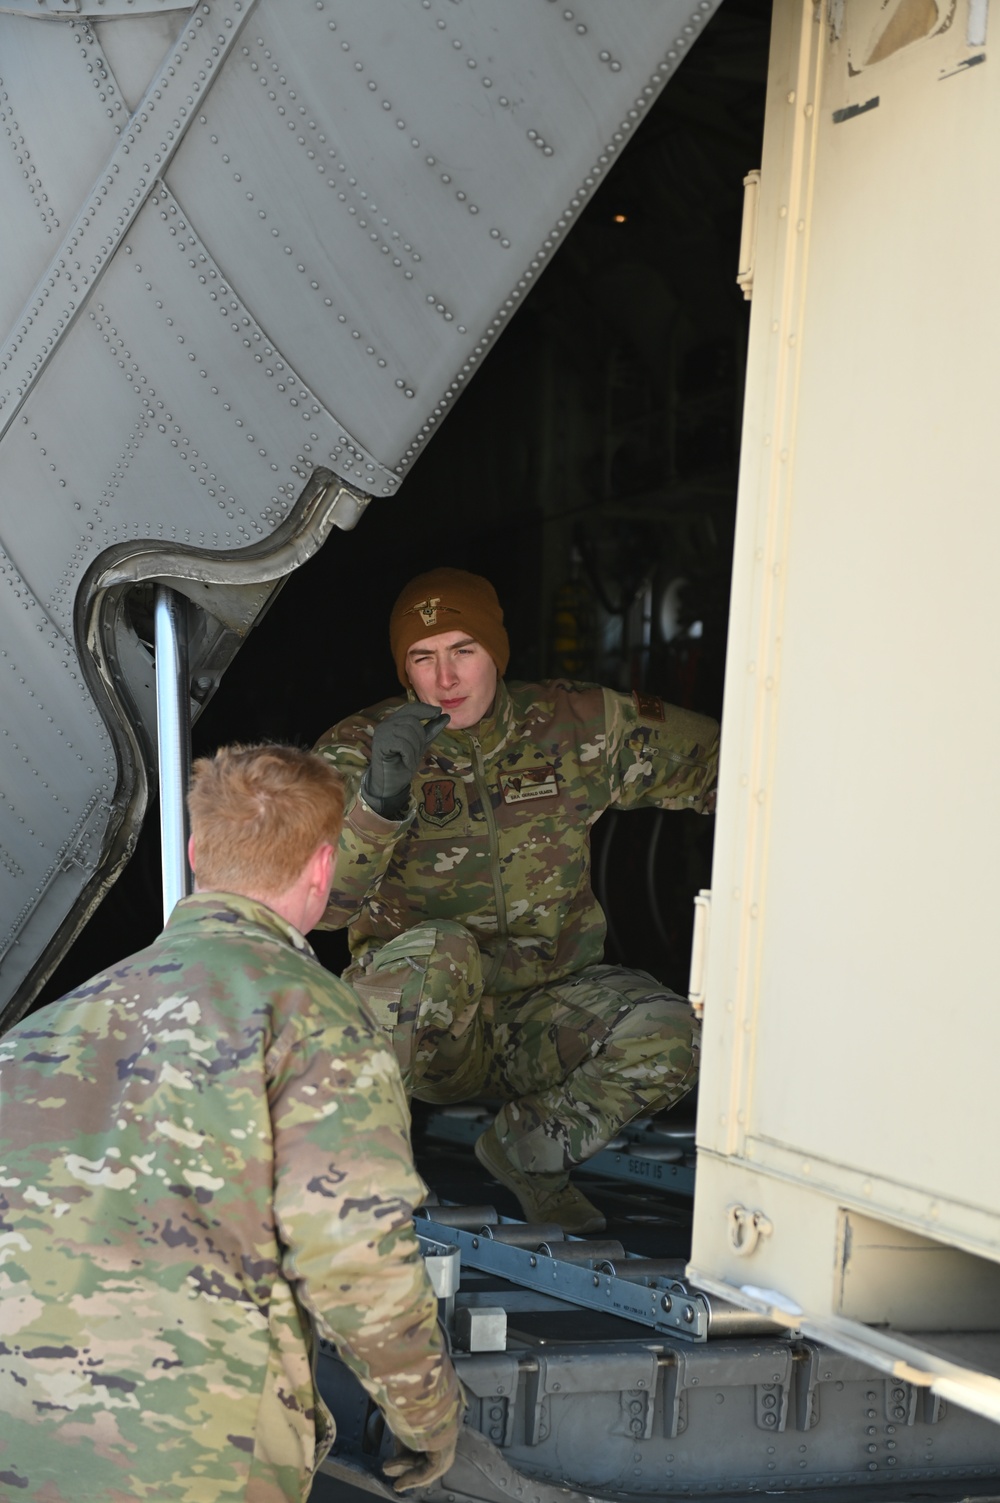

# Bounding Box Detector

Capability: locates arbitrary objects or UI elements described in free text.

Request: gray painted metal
[416,1212,712,1340]
[318,1423,620,1503]
[311,1217,1000,1499]
[453,1339,1000,1497]
[419,1210,785,1343]
[0,0,722,1026]
[317,1249,1000,1501]
[444,1241,1000,1495]
[426,1105,698,1194]
[0,2,192,13]
[153,585,190,921]
[590,1146,695,1196]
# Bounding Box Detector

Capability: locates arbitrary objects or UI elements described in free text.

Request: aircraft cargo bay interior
[5,2,1000,1499]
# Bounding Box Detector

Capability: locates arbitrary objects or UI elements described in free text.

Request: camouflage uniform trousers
[346,920,700,1174]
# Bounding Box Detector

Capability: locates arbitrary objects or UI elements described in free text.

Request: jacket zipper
[470,734,508,993]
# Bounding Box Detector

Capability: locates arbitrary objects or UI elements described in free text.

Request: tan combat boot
[474,1122,606,1235]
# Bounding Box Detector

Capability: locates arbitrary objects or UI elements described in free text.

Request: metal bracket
[688,887,712,1016]
[736,170,761,301]
[417,1232,460,1332]
[418,1214,710,1341]
[663,1341,794,1439]
[756,1378,789,1434]
[793,1340,880,1432]
[885,1377,919,1426]
[455,1351,522,1449]
[522,1347,660,1448]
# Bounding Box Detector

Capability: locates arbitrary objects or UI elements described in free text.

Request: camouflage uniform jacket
[0,893,461,1503]
[316,680,719,995]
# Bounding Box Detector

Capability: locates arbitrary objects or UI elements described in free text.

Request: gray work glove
[382,1431,458,1493]
[361,702,450,819]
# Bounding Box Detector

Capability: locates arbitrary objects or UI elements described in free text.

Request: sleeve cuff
[347,788,414,837]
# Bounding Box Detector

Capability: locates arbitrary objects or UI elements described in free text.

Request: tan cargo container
[689,0,1000,1426]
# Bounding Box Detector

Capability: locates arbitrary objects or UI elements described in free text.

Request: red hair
[188,744,345,895]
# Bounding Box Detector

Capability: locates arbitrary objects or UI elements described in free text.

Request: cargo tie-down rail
[416,1203,781,1344]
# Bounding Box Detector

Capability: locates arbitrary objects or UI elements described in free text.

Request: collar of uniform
[433,678,517,763]
[165,891,317,957]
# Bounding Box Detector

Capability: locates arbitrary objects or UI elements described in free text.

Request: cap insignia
[413,596,442,626]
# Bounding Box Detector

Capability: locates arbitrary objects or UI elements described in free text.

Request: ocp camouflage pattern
[0,893,461,1502]
[315,679,719,994]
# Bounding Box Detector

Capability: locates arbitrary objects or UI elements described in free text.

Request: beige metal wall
[689,0,1000,1422]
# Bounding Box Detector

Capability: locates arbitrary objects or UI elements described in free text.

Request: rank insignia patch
[420,778,462,826]
[633,691,665,721]
[499,767,559,804]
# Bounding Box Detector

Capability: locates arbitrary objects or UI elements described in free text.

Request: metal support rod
[154,585,192,924]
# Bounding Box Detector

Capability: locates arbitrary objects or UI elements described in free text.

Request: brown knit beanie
[390,568,510,687]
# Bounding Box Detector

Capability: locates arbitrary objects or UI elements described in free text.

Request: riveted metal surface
[0,545,116,996]
[0,0,721,1021]
[459,1338,1000,1494]
[0,3,192,15]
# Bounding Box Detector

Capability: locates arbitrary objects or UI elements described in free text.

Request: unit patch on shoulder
[633,691,665,721]
[420,778,463,827]
[499,767,559,804]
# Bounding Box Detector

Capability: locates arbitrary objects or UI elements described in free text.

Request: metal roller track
[417,1211,712,1340]
[423,1105,697,1196]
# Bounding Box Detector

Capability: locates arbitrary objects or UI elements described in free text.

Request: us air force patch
[499,767,559,804]
[420,778,462,826]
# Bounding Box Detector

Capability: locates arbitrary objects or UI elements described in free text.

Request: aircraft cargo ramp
[0,0,719,1026]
